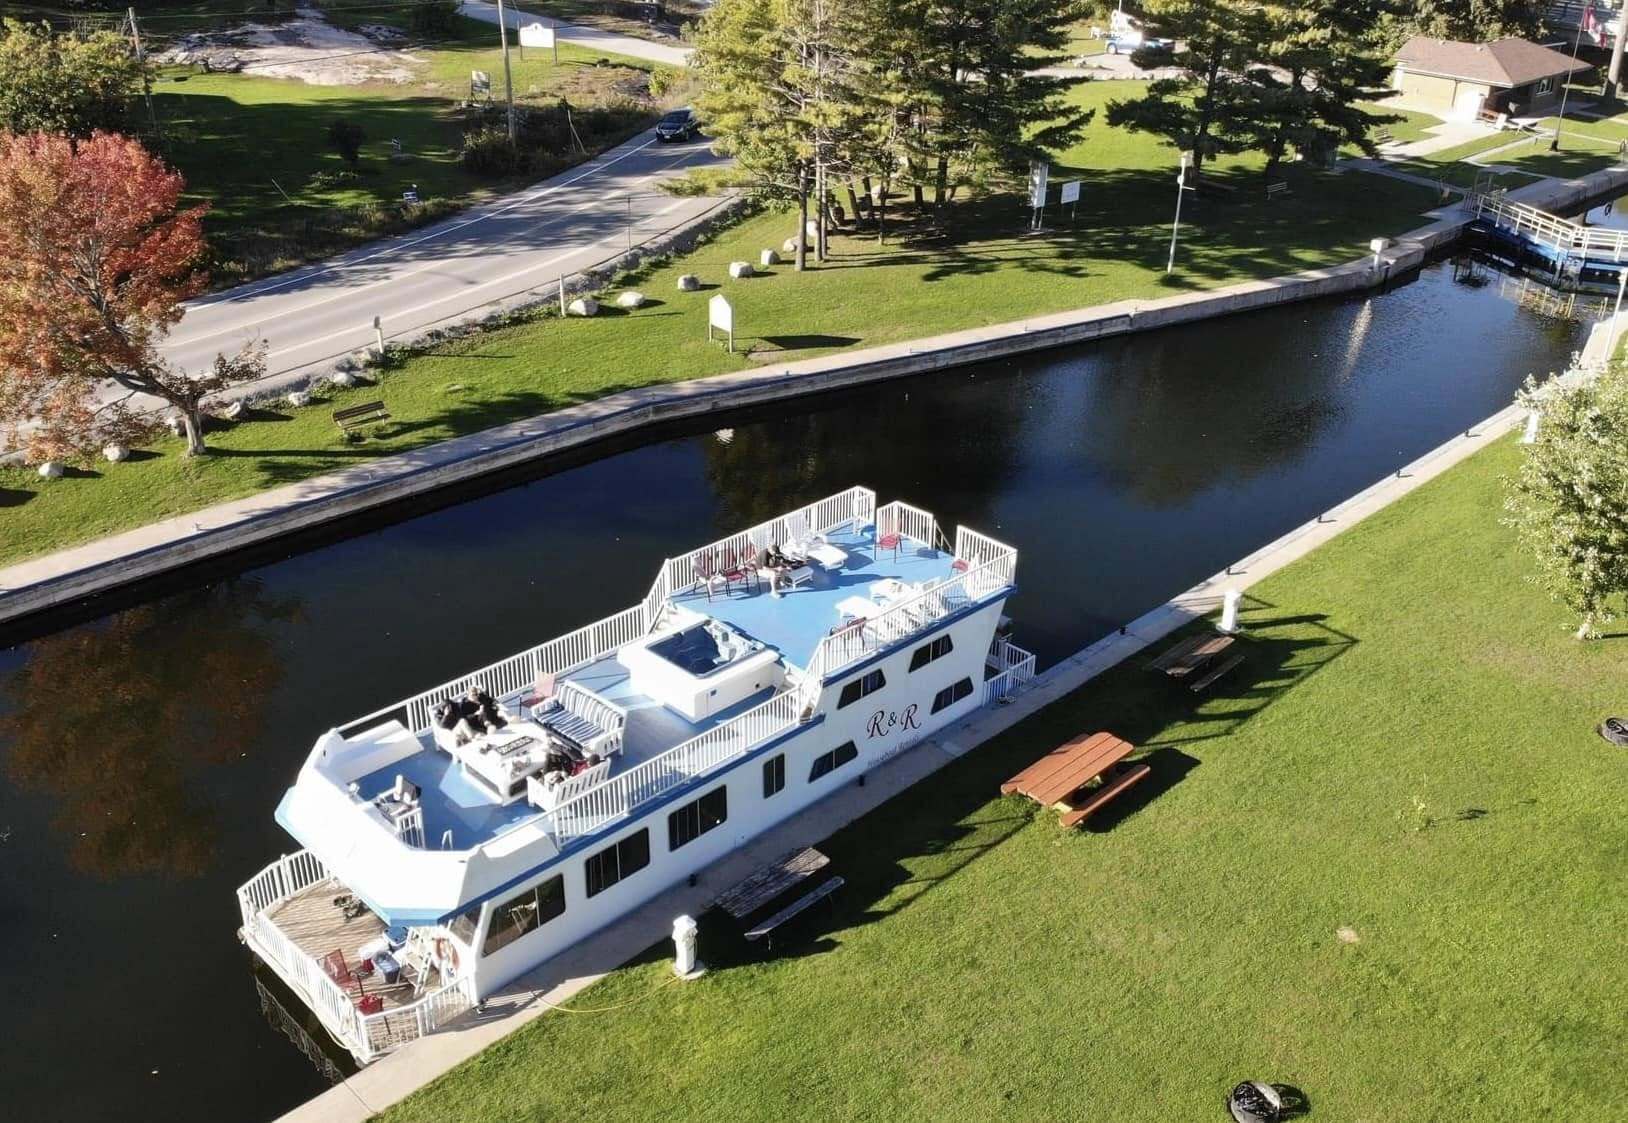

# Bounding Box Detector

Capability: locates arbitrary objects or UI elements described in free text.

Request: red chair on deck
[720,548,756,595]
[695,549,720,601]
[878,530,902,561]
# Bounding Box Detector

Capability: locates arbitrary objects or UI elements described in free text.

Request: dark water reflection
[0,258,1588,1121]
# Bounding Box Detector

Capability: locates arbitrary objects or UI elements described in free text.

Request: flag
[1583,0,1602,44]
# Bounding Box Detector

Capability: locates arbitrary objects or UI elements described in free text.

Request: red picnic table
[1001,731,1150,829]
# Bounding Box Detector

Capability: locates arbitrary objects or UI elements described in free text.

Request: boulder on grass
[805,220,818,239]
[781,237,803,255]
[103,444,129,463]
[760,248,780,267]
[37,461,64,480]
[616,291,646,309]
[330,369,358,389]
[677,274,701,292]
[728,261,754,279]
[163,415,186,437]
[218,399,245,421]
[568,297,599,317]
[285,389,312,408]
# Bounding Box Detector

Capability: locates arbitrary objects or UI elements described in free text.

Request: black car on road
[656,108,700,142]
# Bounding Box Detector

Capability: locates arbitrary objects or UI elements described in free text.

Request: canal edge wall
[277,333,1552,1123]
[7,163,1628,629]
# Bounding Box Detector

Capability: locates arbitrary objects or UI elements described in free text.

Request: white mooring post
[1521,410,1541,444]
[1218,588,1243,634]
[372,315,385,358]
[672,915,704,979]
[1369,237,1391,271]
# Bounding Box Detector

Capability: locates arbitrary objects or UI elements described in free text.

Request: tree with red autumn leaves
[0,130,264,459]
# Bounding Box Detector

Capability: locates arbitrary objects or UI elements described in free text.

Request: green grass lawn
[147,12,661,278]
[377,435,1628,1122]
[1358,100,1442,145]
[0,80,1436,570]
[1395,125,1619,190]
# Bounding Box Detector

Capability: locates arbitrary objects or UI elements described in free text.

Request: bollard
[1521,410,1541,444]
[1369,237,1391,272]
[672,915,704,979]
[373,315,385,358]
[1218,589,1243,634]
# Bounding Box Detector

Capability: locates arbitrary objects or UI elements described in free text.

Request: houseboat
[237,487,1034,1062]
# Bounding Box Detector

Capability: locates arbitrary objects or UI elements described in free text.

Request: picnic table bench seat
[1058,760,1151,828]
[744,876,845,945]
[714,847,829,920]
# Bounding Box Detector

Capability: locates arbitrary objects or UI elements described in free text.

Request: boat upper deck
[667,523,964,673]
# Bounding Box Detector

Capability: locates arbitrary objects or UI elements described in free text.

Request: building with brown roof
[1391,35,1596,120]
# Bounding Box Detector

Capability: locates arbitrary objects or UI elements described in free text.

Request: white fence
[1472,192,1628,262]
[984,640,1037,705]
[806,545,1018,682]
[547,687,806,841]
[238,851,475,1063]
[876,499,939,552]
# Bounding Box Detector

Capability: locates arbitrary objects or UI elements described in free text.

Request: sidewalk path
[458,0,693,67]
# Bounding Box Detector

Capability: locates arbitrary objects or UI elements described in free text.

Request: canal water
[0,257,1592,1122]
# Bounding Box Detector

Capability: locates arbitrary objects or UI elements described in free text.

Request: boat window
[763,753,786,798]
[809,740,858,781]
[909,634,954,672]
[668,785,729,851]
[585,828,651,897]
[931,677,975,714]
[837,669,886,709]
[483,874,565,956]
[448,903,481,945]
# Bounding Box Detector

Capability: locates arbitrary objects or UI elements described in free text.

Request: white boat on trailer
[237,486,1035,1063]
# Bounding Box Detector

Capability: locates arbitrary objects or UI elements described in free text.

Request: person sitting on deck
[433,699,481,746]
[754,544,791,598]
[458,685,509,737]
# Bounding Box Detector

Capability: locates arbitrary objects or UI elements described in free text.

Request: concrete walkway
[458,0,693,67]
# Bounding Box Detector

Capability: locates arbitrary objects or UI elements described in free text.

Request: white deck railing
[1472,192,1628,262]
[984,640,1037,704]
[546,687,806,842]
[238,852,475,1064]
[806,545,1018,682]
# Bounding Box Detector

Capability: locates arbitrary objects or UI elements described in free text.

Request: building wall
[1391,67,1494,121]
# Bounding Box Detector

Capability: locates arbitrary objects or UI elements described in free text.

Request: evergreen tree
[1105,0,1268,179]
[1398,0,1546,43]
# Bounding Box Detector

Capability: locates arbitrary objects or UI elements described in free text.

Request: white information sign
[519,22,555,48]
[1060,180,1081,205]
[470,69,491,96]
[708,293,734,352]
[1028,160,1049,208]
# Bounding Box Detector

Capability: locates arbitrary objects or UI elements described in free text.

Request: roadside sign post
[495,0,517,144]
[471,70,491,100]
[1028,160,1049,232]
[708,294,734,353]
[1060,179,1081,225]
[520,22,559,65]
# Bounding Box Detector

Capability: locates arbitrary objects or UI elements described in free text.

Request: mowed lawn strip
[0,81,1437,568]
[378,437,1628,1123]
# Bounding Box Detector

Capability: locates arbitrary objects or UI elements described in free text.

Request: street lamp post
[1166,151,1193,275]
[1551,20,1587,152]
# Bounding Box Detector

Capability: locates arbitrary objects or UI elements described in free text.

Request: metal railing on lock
[1472,192,1628,263]
[984,640,1038,705]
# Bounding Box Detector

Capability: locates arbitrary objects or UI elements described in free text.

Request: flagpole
[1551,15,1587,152]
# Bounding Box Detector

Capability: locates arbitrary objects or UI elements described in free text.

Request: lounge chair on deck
[783,511,847,570]
[532,681,627,758]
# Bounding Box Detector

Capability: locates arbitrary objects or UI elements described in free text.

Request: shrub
[326,118,365,168]
[461,127,529,177]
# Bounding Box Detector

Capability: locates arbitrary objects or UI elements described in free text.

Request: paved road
[458,0,693,67]
[159,130,729,400]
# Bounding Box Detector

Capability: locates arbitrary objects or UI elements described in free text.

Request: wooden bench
[744,876,845,946]
[1374,128,1394,146]
[1188,651,1245,694]
[333,400,390,434]
[1002,731,1150,828]
[1265,180,1289,200]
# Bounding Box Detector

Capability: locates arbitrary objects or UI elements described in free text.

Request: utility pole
[495,0,517,144]
[1552,19,1587,151]
[126,7,159,138]
[1608,3,1628,101]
